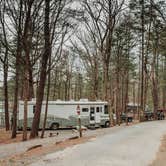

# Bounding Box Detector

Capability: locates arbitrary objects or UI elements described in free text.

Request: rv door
[95,107,101,123]
[90,107,95,124]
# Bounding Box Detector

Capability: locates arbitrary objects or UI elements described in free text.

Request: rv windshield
[104,105,108,114]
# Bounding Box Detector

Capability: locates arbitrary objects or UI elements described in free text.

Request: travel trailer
[0,101,5,127]
[18,99,110,129]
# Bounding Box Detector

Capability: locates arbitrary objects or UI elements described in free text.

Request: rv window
[104,105,108,114]
[33,105,36,114]
[96,107,100,113]
[82,108,89,112]
[90,107,95,120]
[90,107,95,113]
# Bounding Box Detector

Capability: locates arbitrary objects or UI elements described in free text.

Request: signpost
[77,105,82,137]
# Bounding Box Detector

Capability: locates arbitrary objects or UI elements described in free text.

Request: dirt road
[30,120,166,166]
[0,130,77,159]
[0,126,126,160]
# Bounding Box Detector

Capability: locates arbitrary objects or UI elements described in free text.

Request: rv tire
[105,121,110,128]
[50,123,59,130]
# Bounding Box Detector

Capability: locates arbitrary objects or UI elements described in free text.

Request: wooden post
[77,105,82,137]
[78,116,82,137]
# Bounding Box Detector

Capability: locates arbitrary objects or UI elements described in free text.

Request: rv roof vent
[70,99,75,102]
[31,98,36,101]
[79,98,89,102]
[96,99,102,102]
[56,99,62,102]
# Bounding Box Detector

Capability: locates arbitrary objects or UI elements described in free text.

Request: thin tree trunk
[125,72,129,125]
[151,27,159,117]
[11,0,23,139]
[22,69,29,141]
[103,63,109,100]
[0,3,10,131]
[137,49,141,121]
[29,67,34,100]
[140,0,145,113]
[93,61,99,100]
[41,56,51,138]
[52,74,57,100]
[162,57,166,109]
[4,64,9,131]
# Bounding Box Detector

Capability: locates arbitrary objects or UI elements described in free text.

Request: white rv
[18,99,110,129]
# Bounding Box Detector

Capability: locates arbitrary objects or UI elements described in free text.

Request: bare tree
[0,1,10,130]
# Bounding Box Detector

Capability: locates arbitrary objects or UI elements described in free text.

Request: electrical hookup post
[77,105,82,137]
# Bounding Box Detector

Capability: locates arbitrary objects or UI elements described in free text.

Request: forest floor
[0,129,77,145]
[0,129,25,144]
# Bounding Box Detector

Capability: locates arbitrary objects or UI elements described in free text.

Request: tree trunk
[152,74,158,113]
[22,0,34,141]
[124,72,129,114]
[0,3,10,131]
[11,0,23,139]
[30,0,51,138]
[3,64,10,131]
[140,0,145,113]
[41,56,51,138]
[116,60,121,126]
[93,60,99,100]
[28,67,34,100]
[162,57,166,109]
[22,69,29,141]
[103,62,109,100]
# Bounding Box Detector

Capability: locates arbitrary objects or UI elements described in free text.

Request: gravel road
[0,125,127,159]
[30,120,166,166]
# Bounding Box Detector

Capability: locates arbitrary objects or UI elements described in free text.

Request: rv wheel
[51,123,59,130]
[105,121,110,128]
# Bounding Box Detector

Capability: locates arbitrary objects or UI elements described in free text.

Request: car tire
[105,121,110,128]
[50,123,59,130]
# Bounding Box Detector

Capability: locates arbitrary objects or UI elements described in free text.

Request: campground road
[30,120,166,166]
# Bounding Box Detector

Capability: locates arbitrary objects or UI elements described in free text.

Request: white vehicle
[18,99,110,129]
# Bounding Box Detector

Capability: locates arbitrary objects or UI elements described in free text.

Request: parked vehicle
[120,113,126,122]
[144,110,165,121]
[144,112,154,121]
[156,110,165,120]
[18,99,110,129]
[120,112,133,123]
